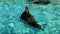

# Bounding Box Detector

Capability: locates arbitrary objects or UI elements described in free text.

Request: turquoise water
[0,0,60,34]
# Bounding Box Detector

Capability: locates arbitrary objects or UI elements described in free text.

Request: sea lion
[28,0,50,5]
[20,6,43,30]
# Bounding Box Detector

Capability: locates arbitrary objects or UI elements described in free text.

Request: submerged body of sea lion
[20,6,43,30]
[28,0,50,5]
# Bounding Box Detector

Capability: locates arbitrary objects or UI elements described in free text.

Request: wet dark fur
[28,0,50,5]
[20,6,43,30]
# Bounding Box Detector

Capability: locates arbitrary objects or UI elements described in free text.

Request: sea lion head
[25,6,29,13]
